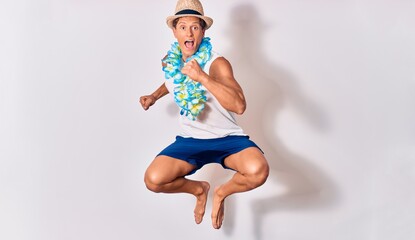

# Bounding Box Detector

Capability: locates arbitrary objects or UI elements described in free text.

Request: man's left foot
[211,186,225,229]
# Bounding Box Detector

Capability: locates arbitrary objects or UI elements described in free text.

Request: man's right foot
[194,181,210,224]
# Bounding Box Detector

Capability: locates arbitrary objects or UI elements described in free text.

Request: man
[139,0,269,229]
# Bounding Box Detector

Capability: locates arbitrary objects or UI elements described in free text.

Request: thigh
[224,147,268,174]
[145,155,197,184]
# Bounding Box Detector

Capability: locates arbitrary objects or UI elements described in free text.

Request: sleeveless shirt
[164,51,246,139]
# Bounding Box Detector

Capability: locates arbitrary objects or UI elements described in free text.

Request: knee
[246,161,269,189]
[144,170,164,193]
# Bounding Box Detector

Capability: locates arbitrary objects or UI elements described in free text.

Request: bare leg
[144,155,210,224]
[211,147,269,229]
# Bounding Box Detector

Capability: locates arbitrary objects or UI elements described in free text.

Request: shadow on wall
[220,4,340,239]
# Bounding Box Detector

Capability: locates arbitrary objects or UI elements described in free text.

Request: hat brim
[166,15,213,30]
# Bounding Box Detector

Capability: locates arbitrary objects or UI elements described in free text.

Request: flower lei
[162,37,212,120]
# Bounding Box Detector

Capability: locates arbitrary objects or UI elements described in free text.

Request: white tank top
[164,51,246,139]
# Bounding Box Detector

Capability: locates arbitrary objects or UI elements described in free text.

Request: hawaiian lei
[162,37,212,120]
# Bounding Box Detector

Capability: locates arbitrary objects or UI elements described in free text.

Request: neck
[182,53,192,62]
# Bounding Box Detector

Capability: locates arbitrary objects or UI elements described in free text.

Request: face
[173,16,205,61]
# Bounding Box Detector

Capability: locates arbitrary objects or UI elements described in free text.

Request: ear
[172,27,178,39]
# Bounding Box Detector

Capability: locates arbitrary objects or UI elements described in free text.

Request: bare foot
[211,186,225,229]
[194,181,210,224]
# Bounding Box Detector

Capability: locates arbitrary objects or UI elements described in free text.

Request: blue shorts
[157,135,263,175]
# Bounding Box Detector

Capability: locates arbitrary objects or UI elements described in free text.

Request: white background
[1,0,414,240]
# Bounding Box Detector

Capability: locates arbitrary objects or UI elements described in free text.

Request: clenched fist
[181,59,207,83]
[139,95,156,110]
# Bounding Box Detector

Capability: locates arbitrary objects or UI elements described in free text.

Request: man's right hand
[139,95,156,110]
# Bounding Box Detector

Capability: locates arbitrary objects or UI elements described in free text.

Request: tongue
[185,41,194,48]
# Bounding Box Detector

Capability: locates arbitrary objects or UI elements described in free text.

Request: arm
[139,83,169,110]
[181,57,246,114]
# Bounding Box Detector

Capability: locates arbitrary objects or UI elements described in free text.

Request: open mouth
[184,40,194,49]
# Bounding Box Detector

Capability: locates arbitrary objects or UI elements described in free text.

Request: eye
[180,26,186,31]
[192,26,199,31]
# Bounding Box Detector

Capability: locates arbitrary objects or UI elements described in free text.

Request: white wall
[1,0,414,240]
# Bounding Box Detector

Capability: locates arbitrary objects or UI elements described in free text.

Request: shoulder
[210,51,223,63]
[210,55,233,75]
[161,54,168,67]
[210,50,230,66]
[205,50,232,75]
[212,56,230,65]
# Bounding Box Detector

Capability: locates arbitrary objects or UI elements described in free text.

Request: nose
[186,28,193,36]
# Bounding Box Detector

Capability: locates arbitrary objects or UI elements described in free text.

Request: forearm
[151,83,169,100]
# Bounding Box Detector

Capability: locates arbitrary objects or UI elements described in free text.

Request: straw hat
[166,0,213,29]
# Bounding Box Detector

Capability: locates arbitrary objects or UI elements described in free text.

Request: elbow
[234,100,246,115]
